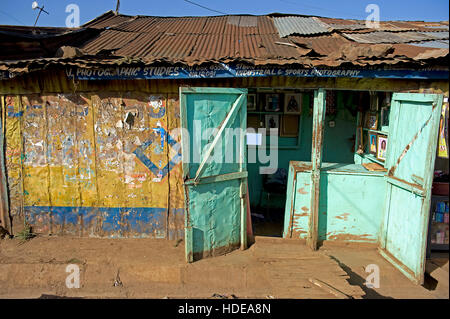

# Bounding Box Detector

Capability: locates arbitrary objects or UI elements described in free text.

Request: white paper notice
[246,133,262,146]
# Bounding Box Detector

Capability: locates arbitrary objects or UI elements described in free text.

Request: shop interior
[246,87,448,254]
[246,88,369,237]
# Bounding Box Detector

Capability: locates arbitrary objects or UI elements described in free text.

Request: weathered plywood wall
[283,162,386,243]
[2,93,184,238]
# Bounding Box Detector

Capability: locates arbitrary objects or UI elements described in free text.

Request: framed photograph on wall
[265,114,279,130]
[247,94,257,111]
[365,112,378,130]
[265,94,280,112]
[377,134,388,162]
[280,115,299,137]
[284,93,302,114]
[356,127,364,154]
[380,106,390,127]
[368,131,378,155]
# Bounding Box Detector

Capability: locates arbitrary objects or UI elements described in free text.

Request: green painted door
[380,93,443,284]
[180,87,248,263]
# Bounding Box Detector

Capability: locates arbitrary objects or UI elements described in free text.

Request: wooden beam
[0,97,11,233]
[184,171,248,185]
[239,98,247,250]
[308,89,326,251]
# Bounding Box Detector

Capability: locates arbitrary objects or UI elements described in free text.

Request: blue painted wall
[283,163,385,242]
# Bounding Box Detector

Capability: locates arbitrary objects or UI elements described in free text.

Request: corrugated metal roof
[82,30,140,54]
[273,16,330,37]
[77,13,450,65]
[343,31,440,44]
[409,40,449,49]
[1,11,448,69]
[420,31,449,40]
[392,43,439,58]
[423,25,449,30]
[289,34,351,55]
[328,24,367,31]
[112,17,160,32]
[83,12,135,29]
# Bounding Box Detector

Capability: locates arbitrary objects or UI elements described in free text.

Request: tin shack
[0,11,448,284]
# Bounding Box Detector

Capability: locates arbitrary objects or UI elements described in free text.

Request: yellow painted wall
[2,92,184,237]
[0,68,448,237]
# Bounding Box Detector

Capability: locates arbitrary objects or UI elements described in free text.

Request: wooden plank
[416,93,443,284]
[385,175,425,197]
[240,178,247,250]
[239,97,247,250]
[184,171,248,186]
[392,93,436,102]
[179,87,193,263]
[0,96,11,233]
[179,87,190,180]
[362,162,387,172]
[308,278,350,299]
[307,89,326,251]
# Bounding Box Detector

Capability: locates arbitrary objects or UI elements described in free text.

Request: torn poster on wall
[438,99,449,158]
[63,64,449,80]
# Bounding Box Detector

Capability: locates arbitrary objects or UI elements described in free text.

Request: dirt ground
[0,235,447,299]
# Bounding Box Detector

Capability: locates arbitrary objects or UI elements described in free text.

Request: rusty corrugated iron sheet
[0,11,448,73]
[392,43,444,58]
[419,31,450,40]
[81,30,141,55]
[62,13,450,65]
[273,16,331,37]
[289,34,351,56]
[409,40,449,49]
[83,11,135,29]
[342,31,447,44]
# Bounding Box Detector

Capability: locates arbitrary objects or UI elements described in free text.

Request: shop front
[1,62,448,286]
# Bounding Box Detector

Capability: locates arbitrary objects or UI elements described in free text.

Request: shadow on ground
[328,255,393,299]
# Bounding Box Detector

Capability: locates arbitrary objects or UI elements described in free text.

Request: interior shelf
[356,153,386,166]
[362,128,389,135]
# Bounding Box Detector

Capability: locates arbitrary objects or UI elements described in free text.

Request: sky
[0,0,448,27]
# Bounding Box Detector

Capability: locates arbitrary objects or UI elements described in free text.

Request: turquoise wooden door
[180,87,248,262]
[380,93,443,284]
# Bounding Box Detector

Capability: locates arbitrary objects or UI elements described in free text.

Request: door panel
[380,93,443,284]
[387,98,438,184]
[180,87,247,262]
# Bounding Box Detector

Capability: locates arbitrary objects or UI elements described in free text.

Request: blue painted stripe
[65,65,450,80]
[7,105,23,117]
[24,206,184,236]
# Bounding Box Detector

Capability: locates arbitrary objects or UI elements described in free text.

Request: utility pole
[115,0,120,14]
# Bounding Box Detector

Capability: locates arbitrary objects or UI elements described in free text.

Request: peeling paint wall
[2,92,184,238]
[0,69,448,239]
[283,163,386,242]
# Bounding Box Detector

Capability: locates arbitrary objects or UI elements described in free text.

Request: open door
[180,87,248,262]
[379,93,443,284]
